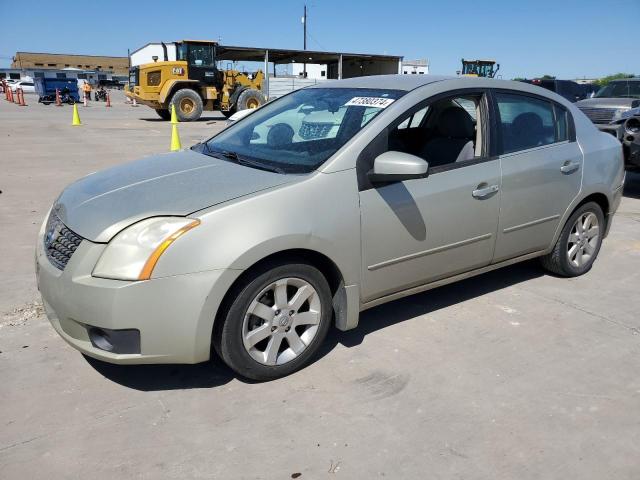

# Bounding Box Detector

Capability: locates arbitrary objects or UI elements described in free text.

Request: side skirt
[360,250,546,311]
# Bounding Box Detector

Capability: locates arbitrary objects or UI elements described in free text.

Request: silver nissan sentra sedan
[36,75,624,380]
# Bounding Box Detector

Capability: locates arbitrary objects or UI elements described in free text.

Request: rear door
[492,91,582,263]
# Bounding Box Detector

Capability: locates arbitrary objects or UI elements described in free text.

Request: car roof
[309,74,563,93]
[310,74,454,91]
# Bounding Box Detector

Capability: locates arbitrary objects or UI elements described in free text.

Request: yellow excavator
[125,40,265,121]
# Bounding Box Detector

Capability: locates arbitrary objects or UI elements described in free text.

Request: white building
[402,59,429,75]
[291,63,328,79]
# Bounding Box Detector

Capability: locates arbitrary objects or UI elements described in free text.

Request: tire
[541,202,604,277]
[214,262,332,381]
[170,89,203,122]
[155,109,171,120]
[235,88,266,111]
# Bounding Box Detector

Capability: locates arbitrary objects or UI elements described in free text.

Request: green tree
[595,73,635,86]
[540,75,556,80]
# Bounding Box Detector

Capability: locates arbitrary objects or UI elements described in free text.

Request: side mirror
[368,151,429,184]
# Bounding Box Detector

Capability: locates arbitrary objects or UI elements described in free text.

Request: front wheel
[541,202,604,277]
[214,263,332,381]
[236,88,266,111]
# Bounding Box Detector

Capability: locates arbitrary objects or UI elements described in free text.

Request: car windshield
[200,87,405,173]
[594,80,640,99]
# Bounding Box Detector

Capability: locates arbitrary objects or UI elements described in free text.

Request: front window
[594,81,640,99]
[201,88,405,173]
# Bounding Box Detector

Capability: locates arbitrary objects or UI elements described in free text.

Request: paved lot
[1,92,640,479]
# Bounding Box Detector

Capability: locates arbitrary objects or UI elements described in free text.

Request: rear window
[496,93,557,154]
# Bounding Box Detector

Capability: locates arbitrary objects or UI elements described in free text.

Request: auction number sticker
[344,97,395,108]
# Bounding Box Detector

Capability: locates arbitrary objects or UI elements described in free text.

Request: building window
[65,64,70,67]
[403,71,407,74]
[34,71,44,78]
[47,63,57,67]
[35,63,44,66]
[77,73,87,79]
[419,72,425,74]
[56,73,67,79]
[85,65,91,68]
[108,66,114,69]
[77,64,82,68]
[321,70,326,77]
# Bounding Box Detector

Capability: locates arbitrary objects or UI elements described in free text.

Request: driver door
[359,91,501,302]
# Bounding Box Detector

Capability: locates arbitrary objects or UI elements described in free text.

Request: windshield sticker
[344,97,396,108]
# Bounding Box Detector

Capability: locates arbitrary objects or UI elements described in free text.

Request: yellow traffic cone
[71,103,81,126]
[170,124,182,151]
[170,103,178,124]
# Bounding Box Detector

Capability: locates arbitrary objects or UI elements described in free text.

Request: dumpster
[34,77,80,104]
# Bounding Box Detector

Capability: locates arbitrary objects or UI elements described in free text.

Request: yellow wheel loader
[126,40,266,121]
[460,59,500,78]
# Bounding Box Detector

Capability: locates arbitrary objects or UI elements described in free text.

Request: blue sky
[0,0,637,79]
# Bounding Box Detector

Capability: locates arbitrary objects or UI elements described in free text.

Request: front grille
[299,122,333,140]
[44,213,83,270]
[578,107,618,124]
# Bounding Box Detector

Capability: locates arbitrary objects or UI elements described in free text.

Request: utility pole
[302,4,307,78]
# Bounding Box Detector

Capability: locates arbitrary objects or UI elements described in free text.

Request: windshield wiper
[212,149,286,174]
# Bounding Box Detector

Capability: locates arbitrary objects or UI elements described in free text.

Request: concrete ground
[1,91,639,479]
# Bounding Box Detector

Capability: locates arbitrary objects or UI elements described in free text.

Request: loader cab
[177,41,219,86]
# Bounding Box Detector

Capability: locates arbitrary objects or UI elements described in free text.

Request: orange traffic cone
[106,92,111,107]
[18,88,27,106]
[55,89,62,106]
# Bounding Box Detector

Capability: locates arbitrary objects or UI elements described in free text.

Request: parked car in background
[522,78,588,102]
[576,78,640,170]
[37,75,624,381]
[9,79,36,93]
[607,106,640,171]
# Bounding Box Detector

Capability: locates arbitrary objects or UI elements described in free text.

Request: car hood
[54,149,295,242]
[576,97,637,109]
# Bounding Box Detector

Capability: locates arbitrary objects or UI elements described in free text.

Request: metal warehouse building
[11,52,129,76]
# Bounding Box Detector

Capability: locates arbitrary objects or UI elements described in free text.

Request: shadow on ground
[139,114,227,123]
[86,260,543,391]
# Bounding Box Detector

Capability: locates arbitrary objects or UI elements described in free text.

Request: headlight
[93,217,200,281]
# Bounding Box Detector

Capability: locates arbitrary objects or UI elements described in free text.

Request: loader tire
[170,89,203,122]
[236,89,266,111]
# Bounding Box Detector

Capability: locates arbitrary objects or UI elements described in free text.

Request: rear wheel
[541,202,604,277]
[236,88,266,111]
[170,89,203,122]
[155,109,171,120]
[214,262,332,381]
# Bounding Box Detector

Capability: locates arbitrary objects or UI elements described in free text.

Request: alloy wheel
[567,212,599,268]
[242,277,322,366]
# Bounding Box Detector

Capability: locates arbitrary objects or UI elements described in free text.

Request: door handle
[560,161,580,174]
[472,184,499,199]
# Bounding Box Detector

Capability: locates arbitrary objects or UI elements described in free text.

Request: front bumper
[36,234,240,364]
